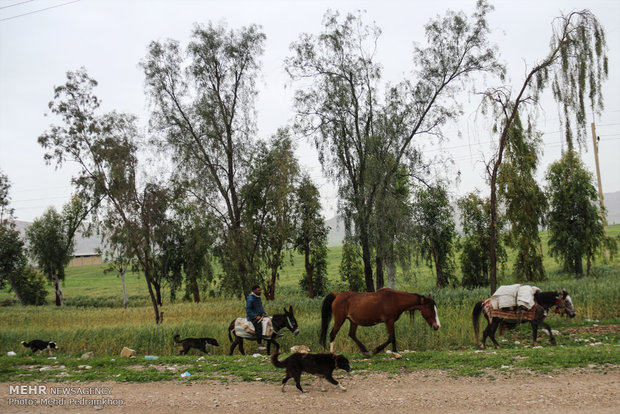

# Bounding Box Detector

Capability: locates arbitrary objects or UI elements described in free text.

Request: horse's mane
[535,291,560,307]
[406,293,433,323]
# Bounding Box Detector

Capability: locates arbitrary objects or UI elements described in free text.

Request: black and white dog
[173,334,219,355]
[21,340,57,354]
[271,352,351,393]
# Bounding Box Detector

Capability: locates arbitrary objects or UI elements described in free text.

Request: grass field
[0,226,618,382]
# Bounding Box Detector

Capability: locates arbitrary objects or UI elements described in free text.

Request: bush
[12,266,48,305]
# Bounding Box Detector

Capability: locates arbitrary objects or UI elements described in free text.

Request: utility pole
[591,122,607,228]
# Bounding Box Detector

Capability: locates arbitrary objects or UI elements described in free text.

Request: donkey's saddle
[234,317,274,339]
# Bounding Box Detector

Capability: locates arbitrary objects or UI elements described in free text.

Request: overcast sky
[1,0,619,222]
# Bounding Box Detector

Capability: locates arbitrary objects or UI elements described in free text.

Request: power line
[0,0,33,11]
[0,0,79,22]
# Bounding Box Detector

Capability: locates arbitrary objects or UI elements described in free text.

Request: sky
[1,0,619,222]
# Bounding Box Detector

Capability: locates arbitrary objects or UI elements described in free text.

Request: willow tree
[142,23,266,297]
[287,1,502,291]
[483,10,607,293]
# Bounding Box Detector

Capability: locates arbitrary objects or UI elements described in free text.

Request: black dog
[21,340,57,354]
[173,334,219,355]
[271,352,351,393]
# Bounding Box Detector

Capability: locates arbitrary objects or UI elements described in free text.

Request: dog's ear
[283,307,288,314]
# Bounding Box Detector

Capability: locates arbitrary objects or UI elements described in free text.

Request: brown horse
[320,288,441,356]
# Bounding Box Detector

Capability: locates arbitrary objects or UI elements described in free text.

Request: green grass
[1,225,619,382]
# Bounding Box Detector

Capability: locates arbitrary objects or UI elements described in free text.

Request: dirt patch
[2,368,618,413]
[563,324,620,335]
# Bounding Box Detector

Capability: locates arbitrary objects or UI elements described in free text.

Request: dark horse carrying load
[320,288,440,356]
[473,285,576,348]
[228,306,299,355]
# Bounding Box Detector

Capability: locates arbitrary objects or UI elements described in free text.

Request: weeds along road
[1,368,618,413]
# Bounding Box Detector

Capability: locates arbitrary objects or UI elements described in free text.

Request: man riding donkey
[246,285,267,351]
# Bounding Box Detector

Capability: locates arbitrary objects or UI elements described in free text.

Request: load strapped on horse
[473,284,576,348]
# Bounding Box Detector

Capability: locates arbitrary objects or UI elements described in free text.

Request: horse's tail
[173,334,182,344]
[227,321,234,342]
[472,300,484,345]
[271,351,287,369]
[320,293,336,349]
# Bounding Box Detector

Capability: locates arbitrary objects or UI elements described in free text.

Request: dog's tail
[173,334,182,344]
[270,352,287,369]
[320,293,336,349]
[21,341,28,348]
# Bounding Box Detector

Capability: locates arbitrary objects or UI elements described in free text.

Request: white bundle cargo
[517,285,540,309]
[489,284,540,310]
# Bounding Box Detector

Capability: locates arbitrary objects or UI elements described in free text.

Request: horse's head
[557,289,576,318]
[282,306,300,335]
[419,295,441,331]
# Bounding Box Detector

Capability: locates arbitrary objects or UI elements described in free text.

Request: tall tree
[39,69,168,323]
[481,9,608,293]
[498,113,547,282]
[458,192,506,288]
[545,151,616,277]
[0,171,48,305]
[411,184,457,288]
[287,2,502,291]
[293,174,329,298]
[242,132,299,300]
[142,22,265,297]
[25,196,88,306]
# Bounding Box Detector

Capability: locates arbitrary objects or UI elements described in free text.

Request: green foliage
[339,240,365,292]
[142,22,267,299]
[457,192,506,288]
[412,185,457,287]
[26,208,71,283]
[10,266,48,306]
[545,150,616,276]
[242,131,299,299]
[294,175,329,298]
[287,2,501,291]
[498,111,547,282]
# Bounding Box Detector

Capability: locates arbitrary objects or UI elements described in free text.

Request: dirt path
[2,368,618,413]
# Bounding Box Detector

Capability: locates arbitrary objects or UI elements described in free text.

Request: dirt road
[2,368,618,413]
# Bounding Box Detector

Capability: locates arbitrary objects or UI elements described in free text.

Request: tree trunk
[375,255,384,290]
[191,277,201,303]
[145,279,162,324]
[53,274,63,306]
[359,228,374,292]
[7,277,25,305]
[120,269,129,309]
[575,256,584,278]
[386,257,396,289]
[265,266,278,301]
[153,280,162,306]
[305,248,314,299]
[433,247,444,288]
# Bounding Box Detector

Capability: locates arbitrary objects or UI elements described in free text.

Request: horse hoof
[392,352,402,360]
